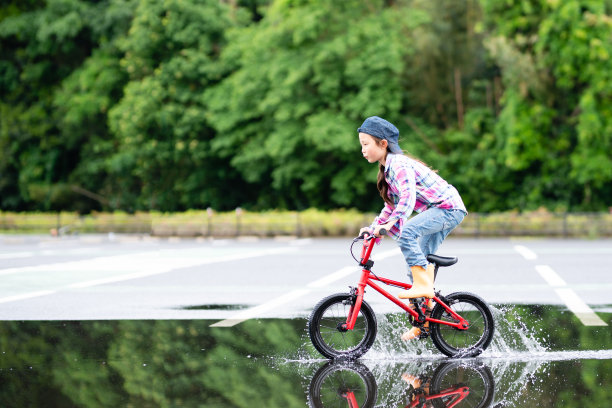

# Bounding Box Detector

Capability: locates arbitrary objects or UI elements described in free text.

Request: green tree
[0,0,134,212]
[478,0,612,210]
[2,0,611,213]
[206,0,434,210]
[106,0,250,211]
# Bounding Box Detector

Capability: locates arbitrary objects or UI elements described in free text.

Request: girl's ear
[380,139,388,149]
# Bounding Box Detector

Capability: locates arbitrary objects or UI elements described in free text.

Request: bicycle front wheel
[430,292,495,357]
[308,293,377,359]
[308,361,377,408]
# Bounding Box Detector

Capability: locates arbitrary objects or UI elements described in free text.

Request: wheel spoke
[309,294,377,358]
[431,294,494,356]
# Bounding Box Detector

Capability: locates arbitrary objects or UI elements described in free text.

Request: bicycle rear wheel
[308,293,377,359]
[430,292,494,357]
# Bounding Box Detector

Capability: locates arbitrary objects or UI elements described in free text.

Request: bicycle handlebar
[357,228,387,240]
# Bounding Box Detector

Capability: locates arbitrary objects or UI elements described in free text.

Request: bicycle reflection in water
[308,360,495,408]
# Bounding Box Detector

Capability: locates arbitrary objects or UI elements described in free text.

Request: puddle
[0,305,610,407]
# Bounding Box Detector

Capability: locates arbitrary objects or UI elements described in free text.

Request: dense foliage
[1,0,611,213]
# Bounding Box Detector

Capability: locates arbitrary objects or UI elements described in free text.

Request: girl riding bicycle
[357,116,467,341]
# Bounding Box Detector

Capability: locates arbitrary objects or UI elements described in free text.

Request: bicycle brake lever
[356,231,370,241]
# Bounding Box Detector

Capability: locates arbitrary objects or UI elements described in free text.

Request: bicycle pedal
[417,324,431,339]
[418,331,430,340]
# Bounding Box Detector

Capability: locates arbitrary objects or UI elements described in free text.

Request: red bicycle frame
[344,236,469,331]
[407,386,470,408]
[339,385,469,408]
[339,390,359,408]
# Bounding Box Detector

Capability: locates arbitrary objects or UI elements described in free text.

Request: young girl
[357,116,467,340]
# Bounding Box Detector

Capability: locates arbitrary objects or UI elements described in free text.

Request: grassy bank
[1,209,611,238]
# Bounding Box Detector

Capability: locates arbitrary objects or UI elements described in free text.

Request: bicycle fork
[343,271,369,331]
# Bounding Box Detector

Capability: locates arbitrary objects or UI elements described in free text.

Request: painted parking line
[0,251,36,260]
[0,290,57,304]
[209,289,311,328]
[535,265,567,287]
[534,264,607,326]
[307,266,359,289]
[514,245,606,326]
[514,245,538,260]
[0,246,298,304]
[211,248,401,327]
[554,288,608,326]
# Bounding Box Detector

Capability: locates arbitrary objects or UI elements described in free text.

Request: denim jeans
[397,208,466,282]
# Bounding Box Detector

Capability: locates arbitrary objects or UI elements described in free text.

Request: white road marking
[0,290,57,304]
[513,244,606,326]
[532,264,606,326]
[514,245,538,260]
[210,289,311,327]
[307,266,358,289]
[211,248,402,327]
[0,247,298,304]
[535,265,567,287]
[0,251,35,260]
[375,248,402,261]
[555,288,607,326]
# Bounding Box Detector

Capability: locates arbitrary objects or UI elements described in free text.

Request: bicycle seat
[427,255,458,267]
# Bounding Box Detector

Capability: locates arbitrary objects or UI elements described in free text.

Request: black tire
[430,292,495,357]
[308,293,377,359]
[308,361,377,408]
[430,361,495,408]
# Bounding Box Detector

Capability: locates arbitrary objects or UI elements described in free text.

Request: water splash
[484,305,548,357]
[294,304,550,362]
[366,313,438,360]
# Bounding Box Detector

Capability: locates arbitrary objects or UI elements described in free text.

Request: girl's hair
[373,137,395,206]
[373,137,435,206]
[377,162,394,205]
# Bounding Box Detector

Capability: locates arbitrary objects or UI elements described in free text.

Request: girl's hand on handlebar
[375,219,397,237]
[358,227,372,239]
[372,225,388,237]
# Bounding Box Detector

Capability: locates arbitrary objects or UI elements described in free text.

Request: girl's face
[359,132,387,164]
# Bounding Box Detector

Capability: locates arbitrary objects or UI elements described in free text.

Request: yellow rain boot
[401,327,422,341]
[401,373,422,389]
[398,265,434,299]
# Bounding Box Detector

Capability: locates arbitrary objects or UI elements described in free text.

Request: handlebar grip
[356,228,387,240]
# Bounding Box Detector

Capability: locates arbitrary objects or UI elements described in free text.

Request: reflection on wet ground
[1,305,611,407]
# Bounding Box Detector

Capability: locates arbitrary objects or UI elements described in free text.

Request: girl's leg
[419,227,451,260]
[400,209,465,281]
[399,209,465,340]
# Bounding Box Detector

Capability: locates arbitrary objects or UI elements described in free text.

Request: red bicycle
[308,360,495,408]
[308,231,495,359]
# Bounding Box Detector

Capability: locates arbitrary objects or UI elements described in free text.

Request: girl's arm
[386,160,417,222]
[364,158,416,236]
[371,202,393,227]
[363,201,394,235]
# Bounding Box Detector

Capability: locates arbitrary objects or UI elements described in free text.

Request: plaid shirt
[371,154,467,239]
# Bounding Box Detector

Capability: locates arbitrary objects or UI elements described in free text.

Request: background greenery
[1,0,611,214]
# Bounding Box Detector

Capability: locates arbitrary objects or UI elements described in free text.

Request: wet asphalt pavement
[1,235,611,407]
